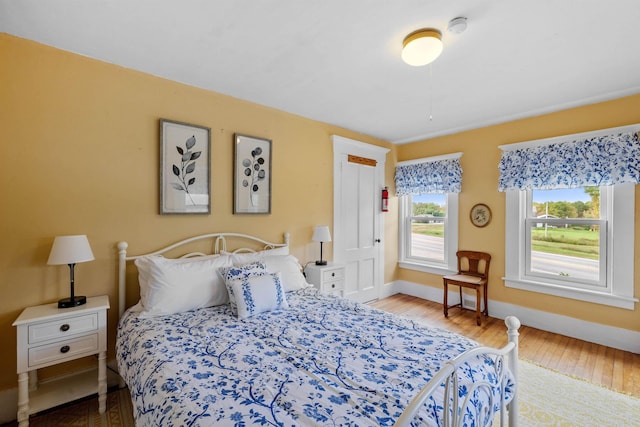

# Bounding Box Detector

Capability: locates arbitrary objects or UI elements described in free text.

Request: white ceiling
[2,1,640,143]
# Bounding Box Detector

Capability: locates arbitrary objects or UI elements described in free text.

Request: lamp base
[315,260,327,266]
[58,296,87,309]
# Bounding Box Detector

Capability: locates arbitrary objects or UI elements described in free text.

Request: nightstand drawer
[321,268,344,282]
[324,279,344,293]
[28,313,98,344]
[28,334,99,367]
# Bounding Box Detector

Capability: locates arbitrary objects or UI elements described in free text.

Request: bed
[115,232,520,427]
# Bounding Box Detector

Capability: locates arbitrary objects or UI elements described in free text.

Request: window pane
[529,188,601,283]
[528,222,600,282]
[410,194,446,261]
[531,188,598,219]
[412,194,446,216]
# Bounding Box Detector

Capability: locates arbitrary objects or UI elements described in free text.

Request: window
[395,153,461,274]
[399,192,458,273]
[500,125,639,309]
[505,184,634,308]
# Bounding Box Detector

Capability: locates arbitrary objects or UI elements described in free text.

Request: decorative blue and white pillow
[230,272,289,319]
[219,261,267,314]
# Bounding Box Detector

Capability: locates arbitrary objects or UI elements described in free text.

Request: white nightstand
[12,295,110,426]
[304,263,345,297]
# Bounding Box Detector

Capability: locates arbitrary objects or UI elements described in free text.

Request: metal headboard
[116,232,290,318]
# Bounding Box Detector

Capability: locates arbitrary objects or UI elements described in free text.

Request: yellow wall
[397,94,640,332]
[0,34,396,391]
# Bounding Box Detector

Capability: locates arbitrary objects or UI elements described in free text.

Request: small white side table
[304,263,345,297]
[12,295,110,426]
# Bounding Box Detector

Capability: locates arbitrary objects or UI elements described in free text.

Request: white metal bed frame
[116,231,519,427]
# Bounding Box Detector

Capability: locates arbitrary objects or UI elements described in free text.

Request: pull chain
[428,63,434,121]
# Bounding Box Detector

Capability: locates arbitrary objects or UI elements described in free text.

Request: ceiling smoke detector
[447,17,468,34]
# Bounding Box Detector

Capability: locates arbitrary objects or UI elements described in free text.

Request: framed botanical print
[160,119,211,214]
[233,134,272,214]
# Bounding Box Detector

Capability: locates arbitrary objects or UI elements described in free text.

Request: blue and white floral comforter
[117,288,513,426]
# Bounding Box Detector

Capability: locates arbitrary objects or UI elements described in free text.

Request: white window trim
[498,123,640,151]
[504,183,637,309]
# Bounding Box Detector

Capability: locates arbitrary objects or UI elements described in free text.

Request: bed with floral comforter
[116,287,513,426]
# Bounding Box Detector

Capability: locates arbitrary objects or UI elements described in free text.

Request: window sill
[503,277,638,310]
[399,261,455,276]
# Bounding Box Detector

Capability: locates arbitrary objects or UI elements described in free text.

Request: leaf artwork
[171,135,201,205]
[241,146,266,206]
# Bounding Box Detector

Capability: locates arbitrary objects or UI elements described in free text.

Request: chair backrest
[456,250,491,279]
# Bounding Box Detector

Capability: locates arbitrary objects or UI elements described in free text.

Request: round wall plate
[470,203,492,227]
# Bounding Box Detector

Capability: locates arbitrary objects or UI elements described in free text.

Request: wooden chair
[443,250,491,326]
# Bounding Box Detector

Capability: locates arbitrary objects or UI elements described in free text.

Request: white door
[333,136,389,303]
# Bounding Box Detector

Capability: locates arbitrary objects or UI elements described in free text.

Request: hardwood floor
[370,293,640,398]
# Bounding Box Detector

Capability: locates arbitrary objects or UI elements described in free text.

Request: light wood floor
[370,293,640,398]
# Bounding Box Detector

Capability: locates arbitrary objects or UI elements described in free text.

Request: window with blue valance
[498,128,640,191]
[395,154,462,195]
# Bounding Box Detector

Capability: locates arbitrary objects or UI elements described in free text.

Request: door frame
[332,135,390,300]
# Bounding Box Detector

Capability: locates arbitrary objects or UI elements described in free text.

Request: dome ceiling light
[401,28,443,66]
[401,18,467,66]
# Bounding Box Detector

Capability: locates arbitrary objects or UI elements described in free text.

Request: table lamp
[47,235,95,308]
[312,226,332,266]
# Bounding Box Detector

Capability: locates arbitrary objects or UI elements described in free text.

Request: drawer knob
[60,345,70,354]
[331,283,335,288]
[331,272,335,277]
[60,324,70,332]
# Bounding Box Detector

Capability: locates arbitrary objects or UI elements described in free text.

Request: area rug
[508,359,640,426]
[10,360,640,426]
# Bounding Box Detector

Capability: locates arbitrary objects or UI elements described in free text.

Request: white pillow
[262,255,309,291]
[224,245,289,265]
[222,249,307,292]
[134,254,232,317]
[135,254,222,307]
[231,272,289,319]
[219,261,268,315]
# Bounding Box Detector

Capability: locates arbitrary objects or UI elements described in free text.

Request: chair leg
[483,283,489,316]
[476,288,482,326]
[443,281,449,317]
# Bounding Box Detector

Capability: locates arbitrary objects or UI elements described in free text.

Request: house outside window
[500,125,639,309]
[396,153,461,274]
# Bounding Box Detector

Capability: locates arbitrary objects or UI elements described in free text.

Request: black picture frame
[159,119,211,214]
[233,134,272,214]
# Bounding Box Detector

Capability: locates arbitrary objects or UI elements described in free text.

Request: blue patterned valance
[498,131,640,191]
[395,156,462,195]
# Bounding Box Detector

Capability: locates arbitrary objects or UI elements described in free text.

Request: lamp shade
[401,29,443,66]
[47,235,95,265]
[312,226,332,243]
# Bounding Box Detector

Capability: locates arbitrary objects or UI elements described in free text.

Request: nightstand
[304,263,345,297]
[12,295,110,426]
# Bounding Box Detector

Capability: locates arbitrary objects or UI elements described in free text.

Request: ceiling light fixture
[401,28,443,66]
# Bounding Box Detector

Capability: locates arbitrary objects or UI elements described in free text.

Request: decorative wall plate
[470,203,492,227]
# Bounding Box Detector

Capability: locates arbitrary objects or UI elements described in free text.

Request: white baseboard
[385,280,640,354]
